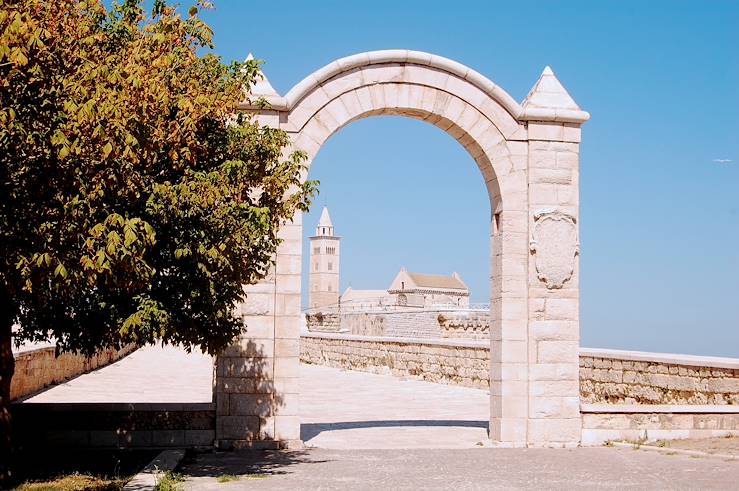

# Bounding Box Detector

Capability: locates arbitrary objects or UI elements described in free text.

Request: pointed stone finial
[244,53,279,98]
[522,66,581,111]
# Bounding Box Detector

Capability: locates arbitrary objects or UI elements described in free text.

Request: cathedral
[308,207,470,311]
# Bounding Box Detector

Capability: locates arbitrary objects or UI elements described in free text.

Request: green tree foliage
[0,0,316,480]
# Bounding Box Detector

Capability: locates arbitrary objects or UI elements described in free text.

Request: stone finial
[522,66,581,111]
[245,53,279,98]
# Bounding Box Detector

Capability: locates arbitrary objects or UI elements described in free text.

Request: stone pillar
[525,121,582,446]
[489,139,532,447]
[214,274,276,449]
[214,214,302,449]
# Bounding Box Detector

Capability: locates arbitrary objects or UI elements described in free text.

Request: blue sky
[199,1,738,356]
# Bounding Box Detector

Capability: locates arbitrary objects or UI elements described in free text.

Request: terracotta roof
[407,272,467,290]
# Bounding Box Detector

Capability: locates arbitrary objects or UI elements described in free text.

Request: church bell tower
[308,207,341,309]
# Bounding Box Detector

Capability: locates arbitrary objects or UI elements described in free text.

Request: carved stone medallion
[530,210,579,289]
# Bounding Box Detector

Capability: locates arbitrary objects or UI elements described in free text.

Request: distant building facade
[305,209,484,338]
[307,208,470,311]
[308,207,341,309]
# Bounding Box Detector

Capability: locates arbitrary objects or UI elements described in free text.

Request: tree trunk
[0,304,15,485]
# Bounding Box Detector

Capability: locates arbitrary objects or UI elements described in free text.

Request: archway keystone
[215,50,589,449]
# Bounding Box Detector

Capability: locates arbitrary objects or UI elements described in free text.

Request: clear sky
[198,1,739,357]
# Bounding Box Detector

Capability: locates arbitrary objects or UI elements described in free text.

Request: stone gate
[214,50,589,448]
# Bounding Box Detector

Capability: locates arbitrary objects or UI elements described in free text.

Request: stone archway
[215,50,589,449]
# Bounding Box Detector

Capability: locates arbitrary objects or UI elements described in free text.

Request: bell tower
[308,207,341,309]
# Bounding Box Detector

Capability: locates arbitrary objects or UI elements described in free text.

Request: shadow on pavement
[180,449,329,478]
[301,419,488,441]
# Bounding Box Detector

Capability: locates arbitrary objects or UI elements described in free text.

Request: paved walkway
[180,447,739,490]
[25,346,489,448]
[25,345,213,403]
[21,346,739,488]
[299,364,488,448]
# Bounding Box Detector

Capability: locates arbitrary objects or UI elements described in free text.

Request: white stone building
[387,267,469,307]
[306,208,471,310]
[308,207,341,309]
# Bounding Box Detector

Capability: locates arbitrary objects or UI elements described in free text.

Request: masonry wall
[305,309,490,339]
[12,402,214,449]
[11,344,137,401]
[438,311,490,340]
[301,334,489,389]
[580,348,739,405]
[300,334,739,405]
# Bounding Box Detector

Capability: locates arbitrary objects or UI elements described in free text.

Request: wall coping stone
[580,347,739,370]
[581,404,739,414]
[301,332,488,349]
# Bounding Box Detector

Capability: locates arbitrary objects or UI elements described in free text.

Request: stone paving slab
[23,345,489,448]
[25,345,214,403]
[179,447,739,490]
[300,363,489,448]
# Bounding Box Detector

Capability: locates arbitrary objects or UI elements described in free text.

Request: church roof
[341,288,389,302]
[406,271,467,290]
[318,207,333,227]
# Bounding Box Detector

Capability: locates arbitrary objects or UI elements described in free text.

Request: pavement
[179,447,739,490]
[26,346,489,448]
[299,363,489,449]
[25,344,213,403]
[23,346,739,489]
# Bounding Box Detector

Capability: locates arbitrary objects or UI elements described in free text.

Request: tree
[0,0,316,481]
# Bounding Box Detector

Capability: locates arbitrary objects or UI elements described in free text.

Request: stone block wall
[305,312,340,332]
[580,348,739,405]
[11,344,137,401]
[379,311,442,338]
[12,402,215,449]
[438,311,490,339]
[305,309,491,339]
[341,312,386,336]
[300,335,739,406]
[301,333,490,389]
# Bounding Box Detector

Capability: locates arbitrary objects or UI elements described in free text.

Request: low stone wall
[581,404,739,445]
[11,344,137,401]
[580,348,739,405]
[306,309,490,339]
[305,312,340,332]
[301,335,739,444]
[438,311,489,340]
[11,402,215,449]
[301,333,489,389]
[301,334,739,405]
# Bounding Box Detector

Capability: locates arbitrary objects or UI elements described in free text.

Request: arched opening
[219,50,588,450]
[299,116,492,447]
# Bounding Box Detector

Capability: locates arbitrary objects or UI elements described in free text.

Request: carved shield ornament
[530,210,579,289]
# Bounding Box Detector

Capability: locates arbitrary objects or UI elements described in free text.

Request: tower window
[328,261,333,271]
[314,262,318,271]
[328,284,332,292]
[313,247,320,254]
